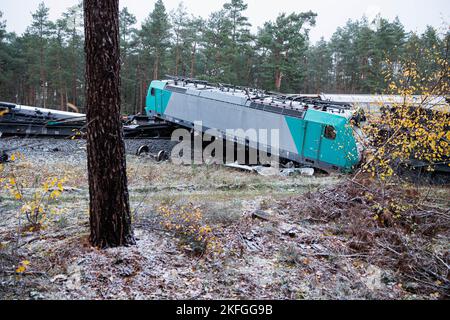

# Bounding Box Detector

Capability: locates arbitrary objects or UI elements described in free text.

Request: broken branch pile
[281,178,450,298]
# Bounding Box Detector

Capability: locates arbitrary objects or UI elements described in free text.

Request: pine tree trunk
[175,34,180,76]
[57,45,64,110]
[40,39,44,108]
[84,0,135,248]
[153,52,160,80]
[190,42,197,78]
[65,88,68,111]
[175,46,180,76]
[275,69,283,92]
[60,90,64,111]
[140,76,145,114]
[134,58,141,115]
[72,23,78,108]
[246,56,254,86]
[72,59,77,107]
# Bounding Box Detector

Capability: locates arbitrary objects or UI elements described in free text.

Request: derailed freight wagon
[145,79,364,172]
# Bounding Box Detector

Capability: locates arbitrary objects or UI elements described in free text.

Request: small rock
[362,265,384,291]
[162,269,179,284]
[51,274,68,283]
[381,271,396,285]
[404,282,420,292]
[255,167,280,176]
[252,210,271,221]
[29,291,45,300]
[300,168,315,176]
[66,264,82,291]
[287,230,297,238]
[278,222,298,237]
[119,266,134,278]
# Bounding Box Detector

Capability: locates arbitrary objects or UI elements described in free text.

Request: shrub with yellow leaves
[1,153,66,231]
[360,38,450,181]
[157,202,222,257]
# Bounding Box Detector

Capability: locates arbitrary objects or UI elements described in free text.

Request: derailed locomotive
[145,78,364,172]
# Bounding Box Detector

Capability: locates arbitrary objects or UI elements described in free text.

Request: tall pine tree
[26,2,55,107]
[141,0,171,80]
[257,12,316,92]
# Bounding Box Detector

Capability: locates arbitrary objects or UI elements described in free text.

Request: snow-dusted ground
[0,138,447,300]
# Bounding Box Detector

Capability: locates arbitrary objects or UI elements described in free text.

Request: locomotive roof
[161,79,355,119]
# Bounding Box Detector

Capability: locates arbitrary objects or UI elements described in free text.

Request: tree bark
[72,60,77,107]
[190,42,197,78]
[140,79,145,114]
[274,50,283,91]
[57,40,64,110]
[84,0,135,248]
[72,17,78,108]
[153,51,160,80]
[174,33,180,76]
[40,32,45,108]
[175,45,180,76]
[275,69,283,92]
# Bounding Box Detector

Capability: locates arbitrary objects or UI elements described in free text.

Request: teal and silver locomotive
[146,78,364,172]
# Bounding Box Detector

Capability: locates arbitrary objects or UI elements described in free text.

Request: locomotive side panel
[163,90,299,158]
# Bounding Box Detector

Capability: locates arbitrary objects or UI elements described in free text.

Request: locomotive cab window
[150,88,156,96]
[324,125,337,140]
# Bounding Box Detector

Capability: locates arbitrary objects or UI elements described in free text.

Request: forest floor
[0,139,449,300]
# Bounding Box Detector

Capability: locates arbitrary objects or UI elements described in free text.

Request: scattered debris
[225,162,257,173]
[50,274,68,283]
[225,162,316,177]
[278,222,298,238]
[251,210,272,221]
[281,168,315,177]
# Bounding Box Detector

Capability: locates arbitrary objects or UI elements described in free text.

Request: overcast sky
[1,0,449,42]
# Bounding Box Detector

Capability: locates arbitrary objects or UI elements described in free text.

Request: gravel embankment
[0,138,178,163]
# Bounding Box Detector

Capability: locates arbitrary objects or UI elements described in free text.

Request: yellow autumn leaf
[50,190,61,199]
[16,260,30,273]
[16,265,26,273]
